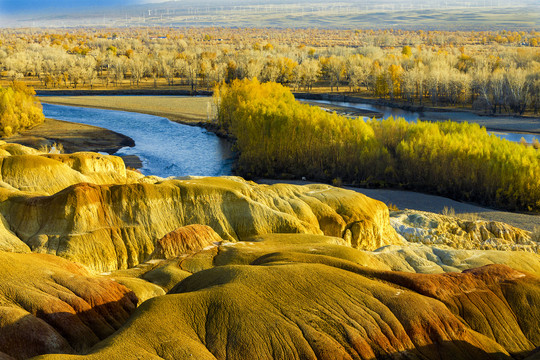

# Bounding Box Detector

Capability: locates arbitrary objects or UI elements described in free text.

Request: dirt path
[354,187,539,232]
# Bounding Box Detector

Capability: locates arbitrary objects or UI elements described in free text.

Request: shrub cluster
[0,82,44,137]
[215,78,540,212]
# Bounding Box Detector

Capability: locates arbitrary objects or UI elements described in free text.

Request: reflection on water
[311,100,539,144]
[42,103,234,178]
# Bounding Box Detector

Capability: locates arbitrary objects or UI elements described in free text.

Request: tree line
[1,27,540,114]
[215,78,540,212]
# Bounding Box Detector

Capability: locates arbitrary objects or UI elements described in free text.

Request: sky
[0,0,146,14]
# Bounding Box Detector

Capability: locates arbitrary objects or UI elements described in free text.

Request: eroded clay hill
[0,231,534,360]
[0,143,402,272]
[0,252,137,359]
[36,260,539,360]
[101,231,540,300]
[0,143,538,359]
[0,142,129,195]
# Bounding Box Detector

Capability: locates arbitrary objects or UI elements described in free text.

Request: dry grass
[442,206,480,221]
[38,142,64,154]
[441,206,456,217]
[387,203,399,211]
[457,212,481,221]
[41,96,212,125]
[532,227,540,242]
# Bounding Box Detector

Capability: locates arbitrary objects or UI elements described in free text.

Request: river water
[42,103,234,178]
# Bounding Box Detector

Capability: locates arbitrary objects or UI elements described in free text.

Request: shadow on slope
[35,260,539,360]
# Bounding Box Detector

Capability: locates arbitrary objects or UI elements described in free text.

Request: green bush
[215,78,540,212]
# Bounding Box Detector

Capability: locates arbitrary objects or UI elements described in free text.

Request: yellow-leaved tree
[0,82,44,137]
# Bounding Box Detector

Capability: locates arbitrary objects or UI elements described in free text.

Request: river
[41,103,234,178]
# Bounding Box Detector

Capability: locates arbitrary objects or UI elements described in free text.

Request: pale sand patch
[41,96,212,125]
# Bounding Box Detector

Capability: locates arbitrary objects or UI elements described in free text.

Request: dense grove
[216,79,540,212]
[0,82,44,136]
[1,28,540,114]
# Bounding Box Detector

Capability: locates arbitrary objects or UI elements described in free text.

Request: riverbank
[37,103,233,178]
[5,118,142,169]
[299,100,383,118]
[39,95,211,126]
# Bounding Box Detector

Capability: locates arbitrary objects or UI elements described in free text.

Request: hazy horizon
[1,0,537,14]
[0,0,538,29]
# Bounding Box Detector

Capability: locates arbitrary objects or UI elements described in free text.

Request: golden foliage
[0,82,44,137]
[216,79,540,211]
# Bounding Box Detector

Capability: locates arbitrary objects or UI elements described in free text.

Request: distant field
[41,96,212,125]
[202,7,540,30]
[19,5,540,30]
